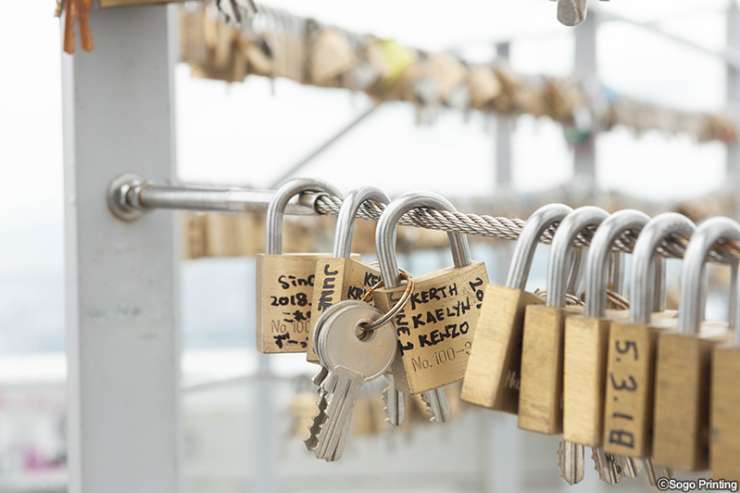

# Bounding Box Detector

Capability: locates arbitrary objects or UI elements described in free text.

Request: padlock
[462,203,572,413]
[653,217,740,471]
[372,192,489,396]
[256,178,341,353]
[563,210,649,447]
[519,206,608,434]
[306,187,388,363]
[712,255,740,478]
[603,213,695,460]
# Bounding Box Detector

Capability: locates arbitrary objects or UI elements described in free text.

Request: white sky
[0,0,737,352]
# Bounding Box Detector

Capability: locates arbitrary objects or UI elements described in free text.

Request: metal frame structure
[62,6,180,493]
[61,4,740,493]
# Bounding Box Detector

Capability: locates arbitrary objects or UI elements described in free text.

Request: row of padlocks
[255,178,740,486]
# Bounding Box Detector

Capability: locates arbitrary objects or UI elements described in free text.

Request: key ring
[360,270,415,333]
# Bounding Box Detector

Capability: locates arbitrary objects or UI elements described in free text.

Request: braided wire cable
[313,194,735,263]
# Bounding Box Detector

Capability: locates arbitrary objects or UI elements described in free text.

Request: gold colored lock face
[461,285,543,414]
[461,203,574,416]
[652,332,715,471]
[563,314,613,446]
[306,256,380,363]
[562,210,650,448]
[602,321,660,458]
[518,304,582,434]
[711,345,740,480]
[518,206,608,435]
[373,262,488,394]
[256,253,331,353]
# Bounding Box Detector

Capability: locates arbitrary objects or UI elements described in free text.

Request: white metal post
[495,42,513,195]
[573,11,598,191]
[481,40,522,493]
[727,0,740,194]
[62,6,180,493]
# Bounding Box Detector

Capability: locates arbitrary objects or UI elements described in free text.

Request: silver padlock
[373,192,489,423]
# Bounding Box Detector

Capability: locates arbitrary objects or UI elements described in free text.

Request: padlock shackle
[546,206,609,307]
[376,192,472,288]
[266,178,342,255]
[584,210,650,318]
[630,213,695,324]
[333,187,390,258]
[677,217,740,335]
[506,204,573,289]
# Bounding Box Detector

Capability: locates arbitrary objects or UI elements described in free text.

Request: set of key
[306,300,397,461]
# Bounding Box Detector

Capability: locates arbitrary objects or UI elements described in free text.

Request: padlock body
[711,345,740,479]
[519,305,579,434]
[256,253,330,353]
[563,315,611,446]
[461,285,543,413]
[603,321,659,458]
[306,256,380,362]
[653,332,714,471]
[373,262,488,394]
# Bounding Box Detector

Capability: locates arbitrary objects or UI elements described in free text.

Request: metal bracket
[107,173,148,221]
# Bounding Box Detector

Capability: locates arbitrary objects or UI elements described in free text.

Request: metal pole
[727,0,740,190]
[592,3,740,71]
[483,39,522,493]
[573,11,598,193]
[495,43,513,193]
[62,6,179,493]
[268,103,382,188]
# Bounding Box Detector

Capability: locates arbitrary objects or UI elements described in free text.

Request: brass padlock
[306,187,388,362]
[653,217,740,471]
[373,192,489,420]
[712,269,740,478]
[564,210,649,447]
[519,206,608,434]
[256,178,341,353]
[462,203,572,413]
[603,213,695,465]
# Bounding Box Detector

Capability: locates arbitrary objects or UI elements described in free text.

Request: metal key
[643,459,672,489]
[310,301,347,389]
[557,439,584,485]
[307,300,397,461]
[421,388,451,423]
[305,301,357,454]
[591,448,621,485]
[382,375,406,426]
[619,455,640,479]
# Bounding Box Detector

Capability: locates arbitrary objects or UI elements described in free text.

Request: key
[309,301,348,388]
[643,459,672,488]
[619,455,639,479]
[382,375,406,426]
[307,300,397,461]
[421,388,451,423]
[304,301,356,455]
[557,439,584,485]
[591,448,621,485]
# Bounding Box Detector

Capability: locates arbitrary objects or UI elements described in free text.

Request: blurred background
[1,0,739,492]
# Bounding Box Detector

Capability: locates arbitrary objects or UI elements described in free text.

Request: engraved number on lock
[607,337,640,450]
